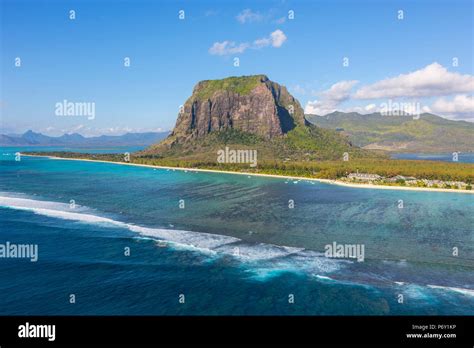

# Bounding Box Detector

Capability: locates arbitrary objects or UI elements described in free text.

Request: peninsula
[24,75,474,191]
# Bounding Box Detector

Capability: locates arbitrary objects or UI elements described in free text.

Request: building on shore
[386,175,417,183]
[347,173,382,181]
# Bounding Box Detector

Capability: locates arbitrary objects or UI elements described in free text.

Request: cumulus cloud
[253,29,287,48]
[305,100,335,115]
[304,63,474,120]
[354,62,474,99]
[236,9,263,23]
[320,80,359,103]
[429,94,474,119]
[208,41,250,56]
[209,30,286,56]
[304,80,358,115]
[270,29,287,47]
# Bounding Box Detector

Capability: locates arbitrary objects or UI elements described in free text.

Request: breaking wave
[0,194,344,277]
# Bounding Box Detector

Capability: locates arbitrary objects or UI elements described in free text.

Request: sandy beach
[23,154,474,194]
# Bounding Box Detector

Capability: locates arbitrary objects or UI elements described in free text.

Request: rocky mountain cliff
[163,75,305,146]
[144,75,373,161]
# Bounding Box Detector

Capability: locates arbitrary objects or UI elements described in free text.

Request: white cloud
[320,80,359,102]
[307,101,432,117]
[236,9,263,24]
[253,29,287,48]
[430,94,474,119]
[354,63,474,99]
[270,29,287,47]
[253,37,271,48]
[236,9,288,24]
[304,64,474,120]
[209,41,249,56]
[304,80,358,115]
[210,30,287,56]
[365,103,377,112]
[305,100,336,115]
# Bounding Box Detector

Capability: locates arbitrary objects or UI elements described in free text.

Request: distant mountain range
[306,112,474,153]
[4,104,472,155]
[0,130,169,147]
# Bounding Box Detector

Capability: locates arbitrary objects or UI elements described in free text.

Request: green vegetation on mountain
[143,75,376,162]
[141,127,373,163]
[306,112,474,153]
[193,75,265,100]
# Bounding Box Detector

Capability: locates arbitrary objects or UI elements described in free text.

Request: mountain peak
[59,133,85,139]
[161,75,305,147]
[142,76,367,161]
[192,74,270,99]
[24,130,39,135]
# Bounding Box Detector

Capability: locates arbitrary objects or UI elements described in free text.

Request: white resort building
[347,173,382,181]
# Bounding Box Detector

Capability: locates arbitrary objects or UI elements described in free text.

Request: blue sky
[1,0,473,136]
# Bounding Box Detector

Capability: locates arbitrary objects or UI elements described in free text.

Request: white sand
[23,154,474,194]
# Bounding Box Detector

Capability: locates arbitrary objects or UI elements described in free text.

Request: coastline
[22,154,474,194]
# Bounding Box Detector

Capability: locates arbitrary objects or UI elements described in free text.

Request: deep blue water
[391,152,474,163]
[0,147,473,315]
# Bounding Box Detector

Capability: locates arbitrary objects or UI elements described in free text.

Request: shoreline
[23,154,474,194]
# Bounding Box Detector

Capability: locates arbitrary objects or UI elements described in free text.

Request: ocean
[0,147,473,315]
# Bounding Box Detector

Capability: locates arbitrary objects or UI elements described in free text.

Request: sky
[1,0,473,136]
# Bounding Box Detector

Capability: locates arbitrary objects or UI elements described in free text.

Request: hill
[306,112,474,153]
[141,75,374,162]
[0,130,169,147]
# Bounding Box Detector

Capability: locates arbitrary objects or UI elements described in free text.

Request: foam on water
[391,282,474,300]
[0,195,239,253]
[427,284,474,297]
[2,193,474,300]
[0,194,343,275]
[398,284,433,300]
[214,242,304,261]
[316,275,333,281]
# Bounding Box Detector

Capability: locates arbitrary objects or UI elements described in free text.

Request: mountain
[165,74,306,142]
[0,130,169,147]
[21,130,60,144]
[142,75,374,162]
[306,112,474,153]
